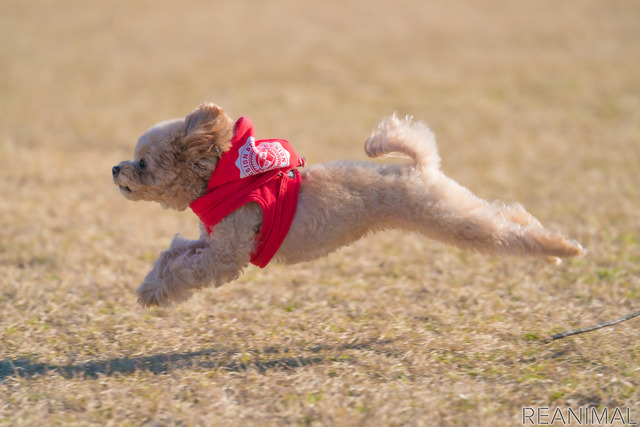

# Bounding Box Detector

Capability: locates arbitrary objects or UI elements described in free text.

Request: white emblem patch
[235,137,291,178]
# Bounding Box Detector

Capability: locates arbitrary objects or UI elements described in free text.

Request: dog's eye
[139,158,147,169]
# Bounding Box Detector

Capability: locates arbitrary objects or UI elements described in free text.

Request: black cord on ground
[551,309,640,340]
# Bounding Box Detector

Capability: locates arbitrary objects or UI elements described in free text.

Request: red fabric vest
[189,117,305,268]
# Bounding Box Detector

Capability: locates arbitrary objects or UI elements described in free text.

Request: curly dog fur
[112,103,584,307]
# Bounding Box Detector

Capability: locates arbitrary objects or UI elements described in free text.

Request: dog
[112,103,584,307]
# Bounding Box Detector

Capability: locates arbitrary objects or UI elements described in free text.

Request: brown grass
[1,0,639,425]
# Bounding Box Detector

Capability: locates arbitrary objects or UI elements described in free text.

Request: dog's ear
[181,103,233,166]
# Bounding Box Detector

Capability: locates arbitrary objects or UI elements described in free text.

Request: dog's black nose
[112,165,120,177]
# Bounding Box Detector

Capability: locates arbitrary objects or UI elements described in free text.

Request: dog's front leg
[136,205,261,307]
[136,236,209,307]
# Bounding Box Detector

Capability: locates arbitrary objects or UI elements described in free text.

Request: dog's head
[112,103,233,210]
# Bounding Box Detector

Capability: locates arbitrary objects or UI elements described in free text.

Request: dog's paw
[136,278,167,307]
[543,256,562,265]
[136,275,194,308]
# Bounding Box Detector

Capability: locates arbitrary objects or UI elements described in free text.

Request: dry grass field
[1,0,639,425]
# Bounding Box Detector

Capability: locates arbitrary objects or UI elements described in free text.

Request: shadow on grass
[0,338,396,381]
[0,349,322,380]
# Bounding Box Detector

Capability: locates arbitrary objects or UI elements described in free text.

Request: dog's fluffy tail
[364,114,441,171]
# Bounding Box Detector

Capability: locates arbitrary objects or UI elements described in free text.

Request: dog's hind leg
[400,172,584,262]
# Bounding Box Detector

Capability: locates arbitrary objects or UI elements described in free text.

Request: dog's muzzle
[112,165,132,193]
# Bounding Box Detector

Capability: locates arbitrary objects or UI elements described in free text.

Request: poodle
[112,103,584,307]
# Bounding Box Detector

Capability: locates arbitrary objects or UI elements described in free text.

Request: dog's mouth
[119,185,132,193]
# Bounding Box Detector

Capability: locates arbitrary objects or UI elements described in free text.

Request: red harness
[189,117,305,268]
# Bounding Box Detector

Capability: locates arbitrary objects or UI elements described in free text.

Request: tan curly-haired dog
[112,103,584,307]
